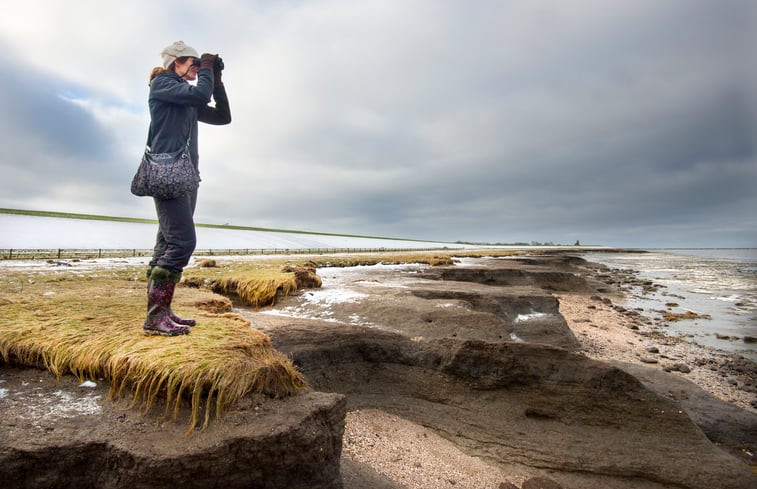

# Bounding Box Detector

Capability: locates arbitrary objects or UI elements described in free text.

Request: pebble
[663,364,691,374]
[640,357,659,364]
[646,347,660,354]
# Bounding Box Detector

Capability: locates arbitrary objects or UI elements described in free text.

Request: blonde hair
[149,66,168,85]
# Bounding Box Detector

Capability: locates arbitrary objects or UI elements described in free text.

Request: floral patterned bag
[130,140,200,199]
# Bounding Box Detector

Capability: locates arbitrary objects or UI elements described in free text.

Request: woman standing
[142,40,231,336]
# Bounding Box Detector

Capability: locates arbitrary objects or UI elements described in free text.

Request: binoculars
[192,56,224,72]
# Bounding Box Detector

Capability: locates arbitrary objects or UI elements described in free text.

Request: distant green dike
[0,208,430,243]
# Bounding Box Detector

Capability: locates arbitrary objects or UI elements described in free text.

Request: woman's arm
[150,70,214,106]
[198,84,231,125]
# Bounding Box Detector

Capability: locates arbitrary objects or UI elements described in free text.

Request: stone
[664,364,691,374]
[675,363,691,374]
[743,336,757,344]
[647,346,660,354]
[640,356,659,364]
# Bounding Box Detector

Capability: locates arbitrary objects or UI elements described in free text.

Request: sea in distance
[583,248,757,361]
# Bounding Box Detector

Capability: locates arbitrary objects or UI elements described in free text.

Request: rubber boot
[146,267,196,327]
[143,267,189,336]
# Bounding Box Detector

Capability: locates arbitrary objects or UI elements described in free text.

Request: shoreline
[330,253,757,488]
[558,292,756,412]
[558,253,756,412]
[2,250,755,488]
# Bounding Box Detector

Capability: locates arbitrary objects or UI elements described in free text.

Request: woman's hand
[200,53,216,71]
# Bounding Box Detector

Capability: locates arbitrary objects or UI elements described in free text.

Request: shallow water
[584,249,757,360]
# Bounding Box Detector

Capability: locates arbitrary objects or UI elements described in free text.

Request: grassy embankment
[0,248,523,431]
[0,207,436,242]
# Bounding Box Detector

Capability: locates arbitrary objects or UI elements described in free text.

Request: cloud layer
[0,0,754,247]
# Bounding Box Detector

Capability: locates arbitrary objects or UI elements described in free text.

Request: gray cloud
[0,51,111,160]
[0,0,755,247]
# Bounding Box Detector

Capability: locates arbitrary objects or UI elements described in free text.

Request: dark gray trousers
[149,190,197,274]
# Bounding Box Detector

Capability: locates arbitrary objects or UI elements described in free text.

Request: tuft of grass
[184,263,304,308]
[0,267,308,433]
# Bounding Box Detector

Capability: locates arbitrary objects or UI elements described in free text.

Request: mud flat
[2,252,756,488]
[256,253,756,488]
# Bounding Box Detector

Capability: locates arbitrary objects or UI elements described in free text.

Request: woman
[142,40,231,336]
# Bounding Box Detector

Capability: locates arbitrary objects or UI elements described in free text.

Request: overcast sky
[0,0,754,248]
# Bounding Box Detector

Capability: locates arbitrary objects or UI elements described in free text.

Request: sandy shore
[557,293,756,411]
[339,260,756,489]
[343,409,531,489]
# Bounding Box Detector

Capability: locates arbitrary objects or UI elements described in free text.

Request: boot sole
[142,328,189,337]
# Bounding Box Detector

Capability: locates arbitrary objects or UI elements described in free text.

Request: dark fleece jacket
[146,68,231,174]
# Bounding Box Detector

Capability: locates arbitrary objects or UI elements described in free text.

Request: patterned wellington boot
[170,307,196,327]
[146,267,196,327]
[143,268,189,336]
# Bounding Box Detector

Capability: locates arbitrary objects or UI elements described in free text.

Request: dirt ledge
[0,365,345,489]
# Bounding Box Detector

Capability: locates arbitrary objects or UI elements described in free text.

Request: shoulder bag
[130,139,200,199]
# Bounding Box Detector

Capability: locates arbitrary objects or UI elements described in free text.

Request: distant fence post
[58,249,62,259]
